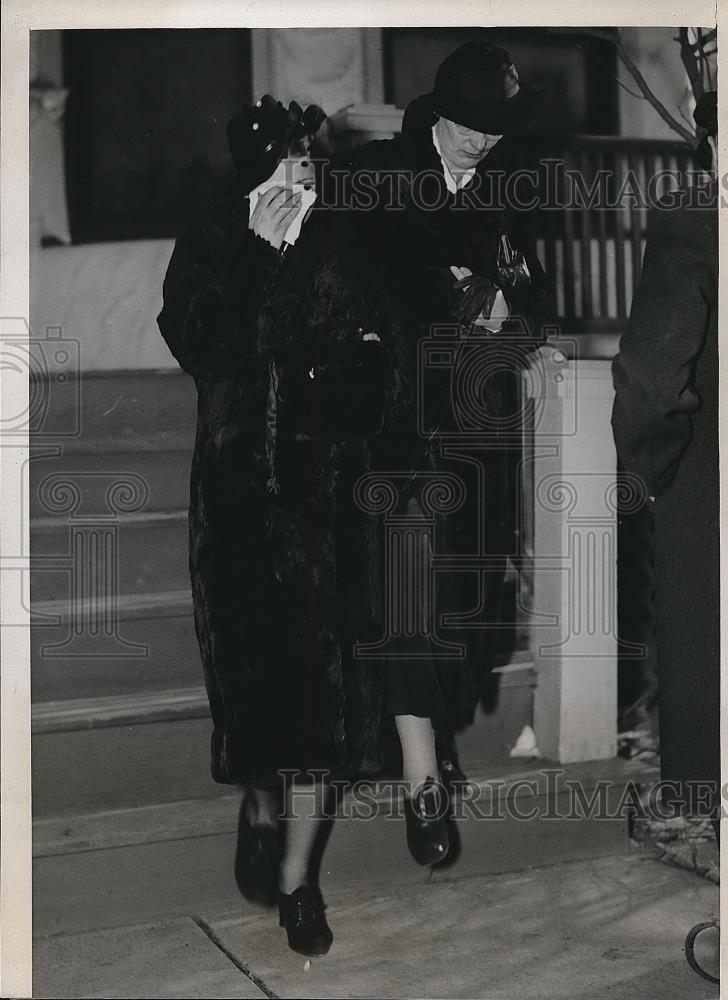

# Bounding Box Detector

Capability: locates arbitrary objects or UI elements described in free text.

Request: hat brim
[422,84,545,134]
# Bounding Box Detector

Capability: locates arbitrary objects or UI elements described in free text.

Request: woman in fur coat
[159,94,462,957]
[158,42,552,953]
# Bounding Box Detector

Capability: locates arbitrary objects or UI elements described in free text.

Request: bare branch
[546,26,696,142]
[613,32,695,141]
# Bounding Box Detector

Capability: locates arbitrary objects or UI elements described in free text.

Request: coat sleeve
[611,205,713,497]
[156,214,283,377]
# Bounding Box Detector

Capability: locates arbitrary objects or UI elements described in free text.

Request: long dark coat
[326,97,554,676]
[612,190,719,812]
[158,104,552,786]
[158,199,407,785]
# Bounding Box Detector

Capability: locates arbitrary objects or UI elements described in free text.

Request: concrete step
[32,709,225,819]
[31,590,199,702]
[32,663,535,817]
[29,446,192,517]
[31,511,190,602]
[30,369,196,452]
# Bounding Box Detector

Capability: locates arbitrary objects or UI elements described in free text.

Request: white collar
[431,123,476,193]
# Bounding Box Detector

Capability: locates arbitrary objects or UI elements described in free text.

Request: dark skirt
[382,495,449,724]
[384,656,448,722]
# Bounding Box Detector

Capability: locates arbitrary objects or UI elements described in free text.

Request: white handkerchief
[248,164,317,246]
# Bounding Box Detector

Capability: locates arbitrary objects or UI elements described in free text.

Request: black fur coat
[157,105,553,786]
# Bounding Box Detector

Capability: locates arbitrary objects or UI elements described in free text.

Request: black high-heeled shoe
[278,885,333,957]
[404,776,450,866]
[234,793,282,908]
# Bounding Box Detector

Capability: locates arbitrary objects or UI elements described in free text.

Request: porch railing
[507,135,696,329]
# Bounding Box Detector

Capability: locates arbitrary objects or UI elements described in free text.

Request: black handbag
[496,231,532,292]
[264,334,396,494]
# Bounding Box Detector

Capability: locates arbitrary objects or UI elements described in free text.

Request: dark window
[62,29,252,243]
[383,27,619,136]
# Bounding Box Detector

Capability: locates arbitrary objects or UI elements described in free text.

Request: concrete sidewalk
[33,846,719,999]
[32,758,721,998]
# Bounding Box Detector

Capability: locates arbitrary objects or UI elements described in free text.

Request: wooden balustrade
[507,134,696,329]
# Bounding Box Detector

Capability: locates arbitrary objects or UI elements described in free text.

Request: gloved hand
[449,265,510,331]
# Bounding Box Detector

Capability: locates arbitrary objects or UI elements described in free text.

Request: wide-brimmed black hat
[419,42,545,134]
[226,93,326,194]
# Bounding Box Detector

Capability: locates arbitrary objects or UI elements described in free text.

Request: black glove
[450,271,501,326]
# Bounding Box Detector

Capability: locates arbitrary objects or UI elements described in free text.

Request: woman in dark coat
[611,94,720,826]
[158,95,414,956]
[158,43,552,954]
[323,40,553,778]
[160,95,473,955]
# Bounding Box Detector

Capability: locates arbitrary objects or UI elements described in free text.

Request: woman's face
[280,132,317,189]
[435,116,503,171]
[278,154,316,190]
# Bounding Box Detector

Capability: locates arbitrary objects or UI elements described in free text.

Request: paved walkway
[34,844,719,998]
[32,757,721,998]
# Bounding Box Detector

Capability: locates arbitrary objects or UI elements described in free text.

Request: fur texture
[157,101,554,785]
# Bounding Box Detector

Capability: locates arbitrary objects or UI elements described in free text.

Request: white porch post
[524,348,619,763]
